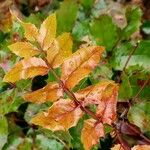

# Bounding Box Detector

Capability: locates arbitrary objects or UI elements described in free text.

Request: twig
[122,43,139,72]
[133,75,150,100]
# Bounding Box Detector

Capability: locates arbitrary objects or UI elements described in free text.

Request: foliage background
[0,0,150,149]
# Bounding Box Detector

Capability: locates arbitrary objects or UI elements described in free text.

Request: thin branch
[133,75,150,100]
[122,43,139,72]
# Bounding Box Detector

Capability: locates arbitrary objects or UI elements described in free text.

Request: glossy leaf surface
[24,83,63,103]
[61,46,104,89]
[8,42,40,58]
[32,99,83,131]
[3,57,49,83]
[81,118,104,150]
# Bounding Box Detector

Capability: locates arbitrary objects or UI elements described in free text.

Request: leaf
[111,144,124,150]
[0,116,8,149]
[119,73,132,99]
[96,83,118,125]
[24,83,63,103]
[75,80,114,106]
[52,32,73,68]
[32,99,83,131]
[122,6,142,39]
[61,46,104,89]
[132,145,150,150]
[111,40,150,72]
[47,32,73,68]
[90,15,118,51]
[36,134,64,150]
[21,22,39,42]
[3,57,49,83]
[56,0,78,34]
[39,13,56,50]
[128,102,150,132]
[8,42,40,58]
[111,144,150,150]
[81,118,104,150]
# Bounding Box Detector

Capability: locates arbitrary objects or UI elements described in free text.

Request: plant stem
[44,58,99,121]
[122,43,139,72]
[133,75,150,100]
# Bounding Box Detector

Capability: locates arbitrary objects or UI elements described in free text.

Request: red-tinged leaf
[61,46,104,89]
[8,42,40,58]
[31,99,83,131]
[132,145,150,150]
[81,118,104,150]
[38,13,56,50]
[96,84,119,125]
[3,57,49,83]
[75,80,114,106]
[24,83,63,103]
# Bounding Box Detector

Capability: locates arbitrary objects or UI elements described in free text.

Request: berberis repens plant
[3,13,150,150]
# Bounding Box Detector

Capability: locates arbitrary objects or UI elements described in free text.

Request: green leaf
[142,21,150,35]
[0,89,24,115]
[72,21,90,41]
[119,73,132,99]
[0,116,8,149]
[56,0,79,34]
[90,15,118,51]
[128,102,150,132]
[122,6,142,39]
[36,134,64,150]
[80,0,94,9]
[111,40,150,72]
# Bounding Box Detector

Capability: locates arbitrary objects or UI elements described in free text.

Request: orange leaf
[75,80,114,106]
[96,84,118,125]
[24,83,63,103]
[3,57,49,83]
[111,144,124,150]
[39,13,56,50]
[21,22,39,42]
[32,99,83,131]
[8,42,40,58]
[81,118,104,150]
[61,46,104,89]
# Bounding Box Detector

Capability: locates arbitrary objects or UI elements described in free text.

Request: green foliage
[90,15,118,51]
[56,0,79,34]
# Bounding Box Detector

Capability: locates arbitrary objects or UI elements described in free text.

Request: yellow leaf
[39,13,57,50]
[46,40,59,65]
[21,22,39,42]
[32,99,83,131]
[8,42,40,58]
[81,118,104,150]
[24,83,63,103]
[3,57,49,83]
[52,32,73,67]
[61,46,104,89]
